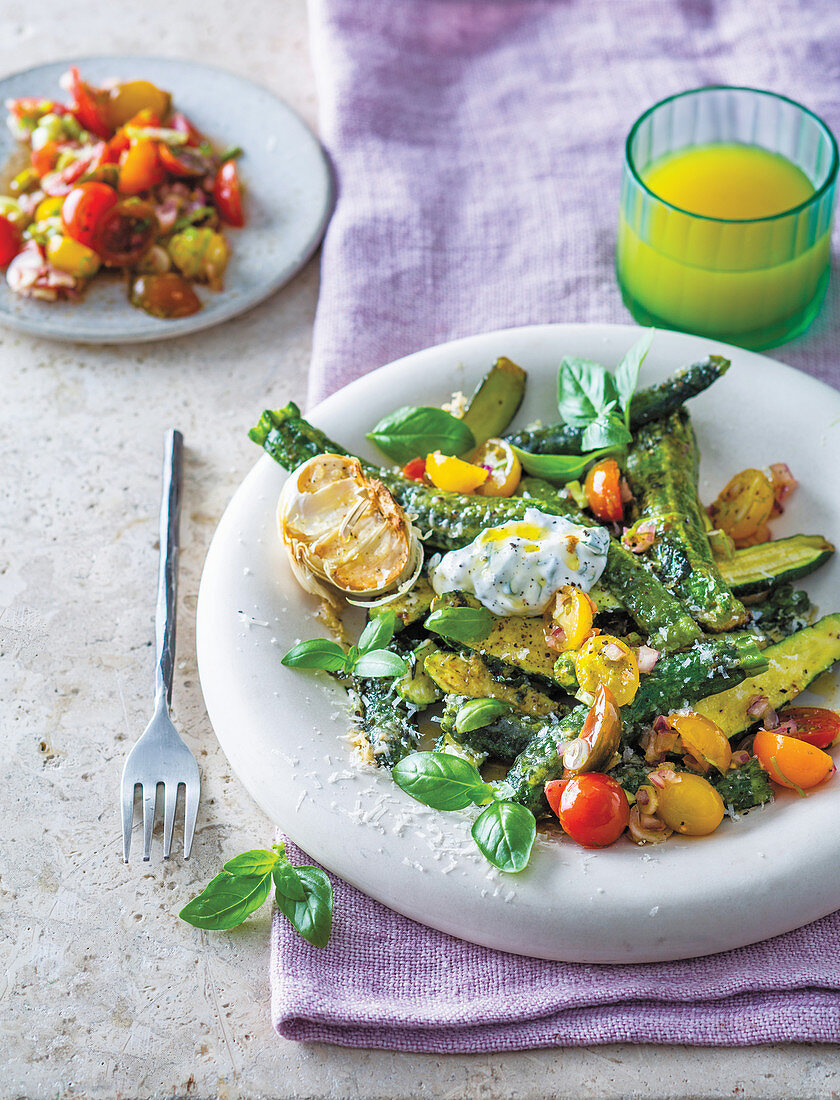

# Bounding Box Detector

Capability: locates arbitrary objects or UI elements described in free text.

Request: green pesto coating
[506,355,730,455]
[251,405,701,651]
[439,695,554,764]
[625,409,747,631]
[504,634,766,815]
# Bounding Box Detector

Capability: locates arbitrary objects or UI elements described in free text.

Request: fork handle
[155,430,183,710]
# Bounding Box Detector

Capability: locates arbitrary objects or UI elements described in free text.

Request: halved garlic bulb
[278,454,422,604]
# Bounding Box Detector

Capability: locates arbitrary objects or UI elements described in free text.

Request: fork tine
[122,778,136,863]
[162,782,180,859]
[142,783,158,861]
[183,780,200,859]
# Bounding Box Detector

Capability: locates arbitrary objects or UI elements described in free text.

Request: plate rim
[0,54,334,344]
[196,320,840,962]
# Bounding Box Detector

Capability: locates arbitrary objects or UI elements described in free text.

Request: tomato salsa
[0,68,245,318]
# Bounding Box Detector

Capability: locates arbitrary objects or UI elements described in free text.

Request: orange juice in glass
[617,87,838,350]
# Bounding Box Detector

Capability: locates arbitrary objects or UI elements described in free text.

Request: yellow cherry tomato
[35,195,64,223]
[425,451,489,493]
[105,81,172,129]
[668,712,732,774]
[708,468,774,545]
[46,235,100,278]
[543,585,596,653]
[655,773,725,836]
[574,633,640,706]
[471,438,522,497]
[753,729,834,791]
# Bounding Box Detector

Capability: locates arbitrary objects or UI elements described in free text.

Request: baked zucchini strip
[439,695,557,764]
[353,677,420,768]
[507,355,730,455]
[504,634,767,814]
[719,534,835,597]
[251,405,701,651]
[424,649,561,716]
[625,409,748,631]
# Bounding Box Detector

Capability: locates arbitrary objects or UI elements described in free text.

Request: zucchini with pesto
[254,334,840,873]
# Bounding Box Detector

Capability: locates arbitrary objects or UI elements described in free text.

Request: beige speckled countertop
[2,2,840,1097]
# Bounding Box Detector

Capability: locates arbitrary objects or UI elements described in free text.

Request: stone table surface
[2,2,840,1098]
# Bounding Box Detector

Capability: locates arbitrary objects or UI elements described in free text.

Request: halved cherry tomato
[584,458,623,522]
[118,139,165,194]
[655,772,725,836]
[130,273,201,318]
[61,182,119,248]
[544,779,569,819]
[550,772,629,848]
[543,584,596,653]
[563,684,622,774]
[778,707,840,750]
[66,66,112,139]
[31,140,61,177]
[213,160,244,227]
[667,712,731,774]
[708,468,775,546]
[425,451,489,493]
[753,728,834,791]
[471,438,522,497]
[0,216,22,267]
[92,199,158,266]
[104,81,171,131]
[158,143,213,179]
[401,457,427,482]
[574,633,640,706]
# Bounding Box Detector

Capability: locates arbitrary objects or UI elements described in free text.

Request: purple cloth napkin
[272,0,840,1050]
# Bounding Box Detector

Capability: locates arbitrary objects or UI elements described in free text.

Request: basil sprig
[556,331,654,452]
[454,697,512,734]
[367,406,476,464]
[179,843,333,946]
[424,604,493,646]
[282,609,407,678]
[392,752,537,872]
[512,444,620,485]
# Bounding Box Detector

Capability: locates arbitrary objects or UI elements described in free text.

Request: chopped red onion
[636,645,660,674]
[746,694,769,719]
[603,641,625,661]
[622,520,656,553]
[768,463,798,514]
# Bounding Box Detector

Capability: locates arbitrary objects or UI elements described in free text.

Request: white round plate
[196,323,840,962]
[0,57,332,343]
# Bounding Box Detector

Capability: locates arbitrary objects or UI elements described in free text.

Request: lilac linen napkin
[271,0,840,1050]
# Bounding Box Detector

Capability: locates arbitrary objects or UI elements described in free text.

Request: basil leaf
[273,862,307,902]
[425,605,493,645]
[615,329,654,427]
[471,801,536,873]
[357,609,397,654]
[512,445,619,484]
[281,638,347,672]
[367,406,476,464]
[353,649,408,678]
[223,849,280,877]
[557,359,619,427]
[580,412,632,451]
[274,866,333,948]
[455,698,512,734]
[179,871,272,930]
[392,751,494,810]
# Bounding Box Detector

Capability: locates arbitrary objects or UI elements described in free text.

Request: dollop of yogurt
[428,508,609,616]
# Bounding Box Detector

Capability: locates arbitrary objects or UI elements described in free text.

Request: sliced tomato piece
[401,457,427,482]
[31,140,61,178]
[118,140,165,195]
[169,111,205,146]
[61,182,119,248]
[66,66,113,139]
[92,199,158,266]
[158,144,213,179]
[553,773,630,848]
[0,216,22,267]
[213,160,244,227]
[130,273,201,318]
[778,707,840,750]
[584,458,623,522]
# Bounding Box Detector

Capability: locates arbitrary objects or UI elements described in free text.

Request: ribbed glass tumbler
[617,86,838,349]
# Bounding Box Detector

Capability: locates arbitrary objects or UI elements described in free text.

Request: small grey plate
[0,56,333,343]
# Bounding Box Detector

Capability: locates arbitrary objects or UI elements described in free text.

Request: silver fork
[121,430,201,861]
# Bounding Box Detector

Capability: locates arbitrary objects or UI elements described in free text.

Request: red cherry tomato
[778,707,840,750]
[550,772,630,848]
[213,160,244,227]
[31,140,61,178]
[92,199,158,266]
[61,183,119,248]
[584,458,624,523]
[401,457,427,482]
[0,216,22,267]
[66,66,113,139]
